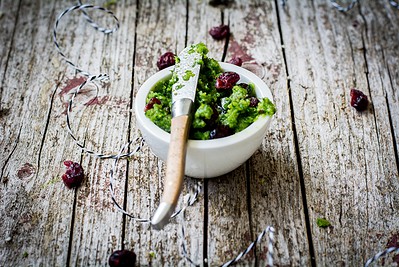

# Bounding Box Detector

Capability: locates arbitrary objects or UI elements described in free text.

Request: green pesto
[187,42,209,55]
[145,43,276,140]
[183,70,195,81]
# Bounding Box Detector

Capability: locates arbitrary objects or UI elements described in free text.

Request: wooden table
[1,0,399,266]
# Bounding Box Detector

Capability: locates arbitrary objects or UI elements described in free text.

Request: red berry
[249,97,259,107]
[210,125,233,139]
[209,25,230,40]
[157,52,175,70]
[228,57,243,66]
[62,161,84,189]
[109,250,136,267]
[144,97,161,112]
[237,83,248,89]
[215,72,240,90]
[350,89,368,111]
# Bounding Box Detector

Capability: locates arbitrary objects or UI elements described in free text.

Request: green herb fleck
[22,251,29,258]
[183,70,195,81]
[104,0,118,8]
[149,251,156,259]
[41,176,60,189]
[316,218,331,228]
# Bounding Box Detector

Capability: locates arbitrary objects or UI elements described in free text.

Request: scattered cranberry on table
[157,52,175,70]
[144,97,161,112]
[109,250,136,267]
[209,24,230,40]
[228,56,243,66]
[350,88,368,111]
[61,161,84,189]
[215,71,240,90]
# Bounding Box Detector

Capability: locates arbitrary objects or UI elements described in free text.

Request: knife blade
[151,46,202,230]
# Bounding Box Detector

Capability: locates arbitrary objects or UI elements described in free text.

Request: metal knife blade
[151,46,202,230]
[171,47,202,117]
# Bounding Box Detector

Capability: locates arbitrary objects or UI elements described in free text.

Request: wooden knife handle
[162,115,190,205]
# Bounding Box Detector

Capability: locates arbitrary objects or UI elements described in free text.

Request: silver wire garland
[330,0,358,12]
[390,0,399,8]
[53,2,276,266]
[53,3,119,77]
[365,247,399,266]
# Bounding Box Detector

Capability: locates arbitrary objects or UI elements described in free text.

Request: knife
[151,46,202,230]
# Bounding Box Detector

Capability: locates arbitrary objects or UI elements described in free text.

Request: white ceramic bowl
[135,62,274,178]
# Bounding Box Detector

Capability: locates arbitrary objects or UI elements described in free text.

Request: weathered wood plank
[278,0,399,265]
[186,1,254,266]
[0,0,77,266]
[0,0,20,187]
[226,1,311,265]
[63,1,138,266]
[124,0,204,266]
[0,0,20,88]
[359,0,399,263]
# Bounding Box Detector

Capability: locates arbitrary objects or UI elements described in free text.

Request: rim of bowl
[135,62,274,150]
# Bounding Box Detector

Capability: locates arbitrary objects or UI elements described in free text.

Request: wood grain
[226,1,311,265]
[1,0,398,266]
[186,1,256,266]
[0,0,76,266]
[65,1,137,266]
[278,0,399,265]
[124,1,205,266]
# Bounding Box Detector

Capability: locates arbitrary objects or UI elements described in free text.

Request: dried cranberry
[204,105,219,130]
[215,72,240,90]
[144,97,161,112]
[210,125,233,139]
[249,97,259,107]
[109,250,136,267]
[62,161,84,189]
[157,52,175,70]
[228,57,243,66]
[209,25,230,40]
[237,83,248,89]
[350,88,368,111]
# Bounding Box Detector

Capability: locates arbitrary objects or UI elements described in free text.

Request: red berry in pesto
[144,97,161,112]
[157,52,175,70]
[249,97,259,107]
[215,71,240,90]
[350,88,368,111]
[62,161,84,189]
[209,125,233,139]
[237,83,248,89]
[209,24,230,40]
[228,56,243,66]
[109,250,136,267]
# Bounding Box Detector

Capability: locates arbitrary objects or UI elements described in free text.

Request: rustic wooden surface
[1,0,399,266]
